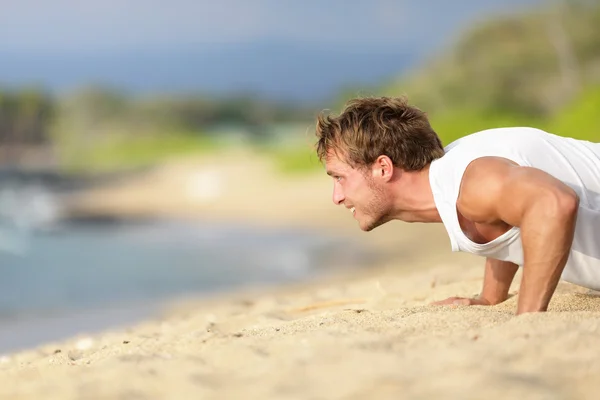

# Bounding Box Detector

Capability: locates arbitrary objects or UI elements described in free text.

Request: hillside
[378,0,600,144]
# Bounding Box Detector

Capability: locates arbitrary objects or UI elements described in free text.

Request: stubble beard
[360,177,391,232]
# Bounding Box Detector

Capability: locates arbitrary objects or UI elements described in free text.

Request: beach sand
[3,150,600,399]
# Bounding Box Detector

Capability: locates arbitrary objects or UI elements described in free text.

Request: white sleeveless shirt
[429,127,600,290]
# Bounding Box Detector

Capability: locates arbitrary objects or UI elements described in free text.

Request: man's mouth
[350,207,356,215]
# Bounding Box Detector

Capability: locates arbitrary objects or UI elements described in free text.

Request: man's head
[315,96,444,231]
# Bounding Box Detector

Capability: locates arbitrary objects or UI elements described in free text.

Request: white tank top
[429,127,600,290]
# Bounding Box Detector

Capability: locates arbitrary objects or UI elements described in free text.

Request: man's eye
[335,176,342,182]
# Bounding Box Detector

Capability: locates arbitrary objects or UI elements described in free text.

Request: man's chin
[358,219,382,232]
[357,214,392,232]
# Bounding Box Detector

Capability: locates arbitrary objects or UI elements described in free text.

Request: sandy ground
[3,150,600,399]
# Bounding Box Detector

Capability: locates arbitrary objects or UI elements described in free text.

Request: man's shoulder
[461,157,520,186]
[457,157,520,221]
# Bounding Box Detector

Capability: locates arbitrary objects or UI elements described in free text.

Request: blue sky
[1,1,544,101]
[1,0,542,52]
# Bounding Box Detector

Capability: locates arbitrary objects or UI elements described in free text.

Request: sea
[0,170,374,354]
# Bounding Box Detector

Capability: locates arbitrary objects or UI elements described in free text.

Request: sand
[3,150,600,399]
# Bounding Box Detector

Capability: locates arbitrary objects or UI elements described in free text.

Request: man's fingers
[431,297,462,305]
[431,297,485,306]
[432,297,493,307]
[430,298,452,305]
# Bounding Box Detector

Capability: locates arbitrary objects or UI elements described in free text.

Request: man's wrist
[477,292,507,305]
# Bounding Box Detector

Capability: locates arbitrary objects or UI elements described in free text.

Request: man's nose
[332,186,345,205]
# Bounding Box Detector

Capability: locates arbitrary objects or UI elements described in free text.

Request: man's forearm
[480,258,519,304]
[517,199,578,314]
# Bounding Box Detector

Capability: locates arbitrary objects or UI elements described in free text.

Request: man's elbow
[551,189,579,221]
[561,188,579,213]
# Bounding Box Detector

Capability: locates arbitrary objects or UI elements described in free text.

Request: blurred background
[0,0,599,352]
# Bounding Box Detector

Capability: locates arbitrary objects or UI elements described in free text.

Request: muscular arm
[459,157,579,314]
[480,258,519,305]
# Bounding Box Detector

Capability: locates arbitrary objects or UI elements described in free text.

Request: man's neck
[390,164,442,223]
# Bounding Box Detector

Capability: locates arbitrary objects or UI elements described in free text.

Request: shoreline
[0,210,382,356]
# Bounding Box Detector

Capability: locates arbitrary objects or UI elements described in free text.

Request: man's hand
[431,296,492,306]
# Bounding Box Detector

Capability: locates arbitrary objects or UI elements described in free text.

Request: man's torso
[429,127,600,290]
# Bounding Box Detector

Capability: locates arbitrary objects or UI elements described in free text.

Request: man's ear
[372,155,395,181]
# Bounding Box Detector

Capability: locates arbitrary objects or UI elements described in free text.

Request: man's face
[325,151,392,232]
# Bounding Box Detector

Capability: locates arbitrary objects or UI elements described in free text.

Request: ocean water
[0,217,373,354]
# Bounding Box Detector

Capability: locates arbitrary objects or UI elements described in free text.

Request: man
[316,96,600,315]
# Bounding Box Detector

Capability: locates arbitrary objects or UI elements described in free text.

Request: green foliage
[54,88,316,137]
[266,144,323,174]
[35,87,320,172]
[382,1,598,112]
[59,132,220,173]
[0,87,54,144]
[371,0,600,147]
[546,86,600,141]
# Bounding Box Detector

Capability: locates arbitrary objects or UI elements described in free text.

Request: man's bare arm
[432,258,518,306]
[459,157,579,314]
[480,258,519,305]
